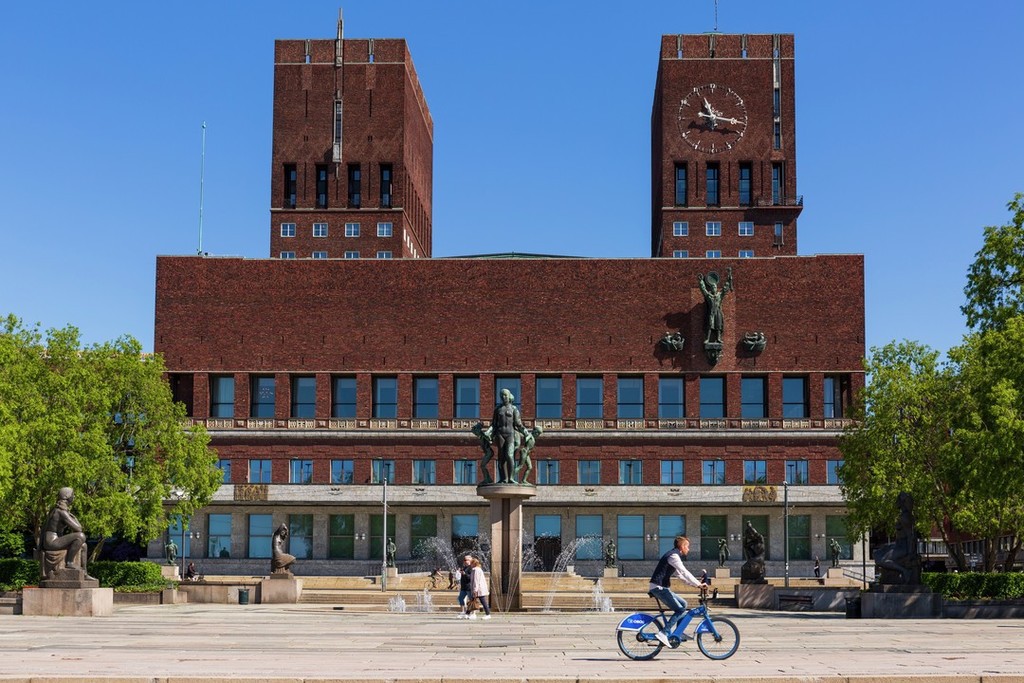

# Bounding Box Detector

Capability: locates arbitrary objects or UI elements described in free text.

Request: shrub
[90,561,166,589]
[0,531,26,559]
[924,572,1024,599]
[0,558,40,590]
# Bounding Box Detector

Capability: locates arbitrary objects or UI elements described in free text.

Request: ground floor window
[167,515,194,558]
[742,515,770,561]
[700,515,727,561]
[410,514,437,557]
[369,513,397,560]
[207,514,231,558]
[575,514,603,560]
[329,514,355,559]
[658,515,685,556]
[452,514,479,556]
[617,515,644,560]
[288,514,313,559]
[248,514,272,558]
[826,515,852,560]
[787,514,811,560]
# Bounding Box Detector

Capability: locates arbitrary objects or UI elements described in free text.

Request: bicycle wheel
[616,621,664,661]
[696,616,739,660]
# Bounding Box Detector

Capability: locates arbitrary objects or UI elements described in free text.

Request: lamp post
[783,462,794,588]
[378,459,389,593]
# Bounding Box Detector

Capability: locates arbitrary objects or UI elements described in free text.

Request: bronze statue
[740,521,766,584]
[718,537,730,567]
[698,268,733,345]
[386,537,396,568]
[829,538,842,568]
[489,388,528,484]
[271,524,296,575]
[515,426,543,486]
[165,539,178,566]
[41,487,95,583]
[604,539,617,568]
[471,421,495,484]
[659,331,685,352]
[873,491,922,585]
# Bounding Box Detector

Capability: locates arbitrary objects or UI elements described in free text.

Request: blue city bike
[616,587,740,660]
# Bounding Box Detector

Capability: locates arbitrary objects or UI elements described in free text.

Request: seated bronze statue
[271,524,296,574]
[42,487,94,582]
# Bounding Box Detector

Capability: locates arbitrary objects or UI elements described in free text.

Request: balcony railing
[755,195,803,207]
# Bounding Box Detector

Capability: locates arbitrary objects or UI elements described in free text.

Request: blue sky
[1,1,1021,357]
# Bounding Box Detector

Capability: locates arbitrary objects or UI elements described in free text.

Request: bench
[778,593,814,606]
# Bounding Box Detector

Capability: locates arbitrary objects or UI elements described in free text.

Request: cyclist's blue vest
[650,548,683,588]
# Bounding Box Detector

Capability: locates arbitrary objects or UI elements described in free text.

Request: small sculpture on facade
[165,538,178,566]
[873,491,922,585]
[604,539,617,568]
[718,537,730,567]
[659,331,685,352]
[271,524,296,575]
[515,426,543,486]
[742,331,767,352]
[41,487,96,585]
[740,521,766,584]
[698,268,733,366]
[471,421,495,484]
[386,537,397,568]
[829,538,842,568]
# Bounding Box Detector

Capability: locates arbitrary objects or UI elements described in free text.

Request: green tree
[962,193,1024,333]
[0,315,221,559]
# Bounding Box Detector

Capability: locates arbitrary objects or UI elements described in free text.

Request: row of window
[672,221,780,238]
[672,250,755,258]
[279,251,392,259]
[221,457,844,486]
[279,221,394,239]
[174,511,850,563]
[205,374,849,420]
[673,161,786,207]
[282,163,392,210]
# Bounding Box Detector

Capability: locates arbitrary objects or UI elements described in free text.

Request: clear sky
[1,1,1021,357]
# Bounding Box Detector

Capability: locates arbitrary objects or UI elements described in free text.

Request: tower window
[738,163,752,206]
[380,165,393,208]
[347,164,361,208]
[283,164,297,208]
[772,163,784,205]
[674,163,688,206]
[672,221,688,237]
[706,164,719,206]
[315,165,328,208]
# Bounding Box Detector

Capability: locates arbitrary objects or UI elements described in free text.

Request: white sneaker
[481,614,491,620]
[456,613,466,619]
[468,612,477,619]
[654,631,670,647]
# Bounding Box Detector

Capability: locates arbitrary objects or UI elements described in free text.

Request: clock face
[677,84,748,154]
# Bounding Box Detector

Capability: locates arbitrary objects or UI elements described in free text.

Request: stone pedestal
[40,567,98,589]
[160,565,180,581]
[714,567,731,579]
[386,567,398,579]
[477,483,536,612]
[735,583,773,609]
[824,567,846,586]
[259,574,303,603]
[22,587,113,616]
[603,567,619,578]
[861,586,941,618]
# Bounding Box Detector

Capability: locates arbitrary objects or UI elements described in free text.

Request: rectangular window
[248,514,273,558]
[216,458,232,484]
[740,377,766,418]
[289,459,313,484]
[413,377,439,418]
[658,378,684,419]
[347,164,361,207]
[311,251,328,259]
[331,459,354,484]
[328,514,355,559]
[495,377,522,407]
[700,515,727,561]
[672,250,688,258]
[616,377,643,419]
[313,222,328,237]
[250,376,275,418]
[706,250,722,258]
[280,222,296,238]
[371,459,395,484]
[575,515,603,560]
[452,514,479,555]
[788,514,811,560]
[288,514,313,559]
[785,459,809,485]
[412,460,436,485]
[376,251,393,259]
[380,165,393,208]
[706,221,722,236]
[578,460,601,485]
[453,459,477,485]
[672,221,688,237]
[619,460,642,485]
[344,251,360,259]
[344,222,360,237]
[826,516,851,560]
[315,165,328,208]
[210,375,235,418]
[774,222,784,245]
[617,515,644,560]
[660,460,684,485]
[658,515,685,556]
[772,162,783,205]
[576,377,603,419]
[773,120,782,149]
[410,514,437,557]
[248,459,272,483]
[168,515,193,557]
[333,100,343,158]
[535,377,562,419]
[283,164,297,208]
[826,459,843,485]
[454,377,480,418]
[377,222,393,237]
[534,514,560,539]
[738,221,754,236]
[331,376,356,418]
[279,251,296,259]
[208,513,231,558]
[738,162,752,205]
[369,513,396,560]
[291,376,315,418]
[706,163,719,205]
[824,375,847,418]
[699,377,725,418]
[702,460,725,485]
[744,460,767,484]
[674,163,687,206]
[537,460,559,485]
[373,377,398,418]
[738,250,754,258]
[783,376,808,418]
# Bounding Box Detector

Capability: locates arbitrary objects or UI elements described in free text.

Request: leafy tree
[0,315,221,560]
[962,193,1024,332]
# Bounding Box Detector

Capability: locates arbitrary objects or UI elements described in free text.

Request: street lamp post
[783,462,795,588]
[378,461,389,593]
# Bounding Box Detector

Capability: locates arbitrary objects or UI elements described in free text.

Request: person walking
[468,556,491,620]
[456,555,473,618]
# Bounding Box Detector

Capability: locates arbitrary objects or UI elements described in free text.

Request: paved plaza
[2,604,1024,682]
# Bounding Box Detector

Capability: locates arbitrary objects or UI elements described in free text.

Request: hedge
[0,558,39,590]
[90,561,166,588]
[923,572,1024,599]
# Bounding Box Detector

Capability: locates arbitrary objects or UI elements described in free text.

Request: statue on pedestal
[604,539,617,568]
[829,538,842,568]
[740,521,766,584]
[165,539,178,566]
[41,487,96,586]
[718,538,730,567]
[271,524,296,575]
[698,268,733,366]
[471,390,544,486]
[873,492,922,585]
[386,537,397,568]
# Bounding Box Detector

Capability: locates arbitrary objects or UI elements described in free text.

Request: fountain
[414,588,435,613]
[540,537,601,612]
[387,594,407,612]
[592,580,614,612]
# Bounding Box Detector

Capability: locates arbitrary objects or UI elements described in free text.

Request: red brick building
[153,19,865,577]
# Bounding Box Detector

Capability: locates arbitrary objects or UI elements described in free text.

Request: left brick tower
[270,12,433,260]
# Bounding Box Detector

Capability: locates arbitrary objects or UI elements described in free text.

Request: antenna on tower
[714,0,719,32]
[198,121,207,255]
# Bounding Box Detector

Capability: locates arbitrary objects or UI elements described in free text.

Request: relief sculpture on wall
[698,267,733,366]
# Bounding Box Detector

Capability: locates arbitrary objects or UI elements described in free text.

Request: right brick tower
[652,34,801,259]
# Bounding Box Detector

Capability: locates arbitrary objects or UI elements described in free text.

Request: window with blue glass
[454,460,477,484]
[168,515,193,557]
[575,514,603,560]
[785,459,809,485]
[373,377,398,418]
[660,460,684,485]
[288,514,313,559]
[658,515,686,556]
[207,514,231,558]
[291,376,316,418]
[454,377,480,418]
[743,460,767,484]
[331,459,354,484]
[210,375,234,418]
[412,460,436,485]
[616,377,643,419]
[772,162,783,205]
[782,376,808,418]
[658,377,684,419]
[290,459,312,484]
[413,377,439,418]
[578,460,600,485]
[674,163,687,206]
[619,460,642,485]
[371,459,395,484]
[617,515,644,560]
[702,459,725,485]
[249,459,272,483]
[741,377,766,418]
[250,376,276,418]
[738,162,752,205]
[216,458,231,484]
[699,377,725,418]
[331,376,357,418]
[706,163,720,205]
[576,377,603,418]
[827,459,843,485]
[535,377,562,419]
[495,377,521,407]
[248,514,273,558]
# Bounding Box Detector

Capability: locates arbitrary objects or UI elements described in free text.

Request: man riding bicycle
[649,535,705,647]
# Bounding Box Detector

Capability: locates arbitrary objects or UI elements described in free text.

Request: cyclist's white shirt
[648,552,702,592]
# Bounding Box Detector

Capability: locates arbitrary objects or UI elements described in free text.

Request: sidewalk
[2,603,1023,682]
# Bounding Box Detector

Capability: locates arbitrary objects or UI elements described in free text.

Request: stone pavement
[1,603,1024,682]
